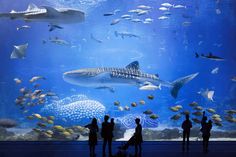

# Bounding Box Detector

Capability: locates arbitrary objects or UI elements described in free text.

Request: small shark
[195,52,224,61]
[0,3,85,25]
[63,61,199,98]
[10,43,28,59]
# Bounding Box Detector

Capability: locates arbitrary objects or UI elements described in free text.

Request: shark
[0,3,85,25]
[63,61,199,98]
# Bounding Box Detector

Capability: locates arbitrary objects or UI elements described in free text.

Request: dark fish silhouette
[195,52,224,61]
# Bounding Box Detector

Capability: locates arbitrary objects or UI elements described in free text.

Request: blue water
[0,0,236,136]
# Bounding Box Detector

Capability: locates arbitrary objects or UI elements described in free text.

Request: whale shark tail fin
[171,73,199,98]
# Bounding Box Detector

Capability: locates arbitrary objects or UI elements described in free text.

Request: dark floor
[0,141,236,157]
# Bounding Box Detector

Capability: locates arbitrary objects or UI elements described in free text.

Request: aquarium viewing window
[0,0,236,142]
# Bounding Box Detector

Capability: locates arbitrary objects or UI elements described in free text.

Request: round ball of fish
[41,95,106,125]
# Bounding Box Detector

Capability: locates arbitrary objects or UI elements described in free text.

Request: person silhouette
[101,115,113,157]
[181,114,192,151]
[201,111,212,153]
[118,118,143,157]
[134,118,143,157]
[85,118,99,157]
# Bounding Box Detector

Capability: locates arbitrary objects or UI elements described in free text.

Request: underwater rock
[41,94,106,125]
[0,127,15,141]
[0,118,17,128]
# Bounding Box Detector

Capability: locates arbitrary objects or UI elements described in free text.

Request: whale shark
[63,61,199,98]
[0,3,85,25]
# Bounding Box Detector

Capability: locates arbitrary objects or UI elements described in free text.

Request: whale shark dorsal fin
[125,61,139,70]
[43,6,59,15]
[27,3,39,11]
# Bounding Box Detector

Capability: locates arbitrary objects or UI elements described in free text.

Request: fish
[170,106,180,112]
[48,116,55,121]
[189,101,198,107]
[137,5,152,10]
[131,102,137,107]
[143,18,154,24]
[198,89,214,101]
[225,110,236,114]
[139,100,145,105]
[192,118,201,124]
[121,14,132,19]
[16,25,31,31]
[206,108,216,114]
[128,9,143,13]
[90,34,103,43]
[0,3,85,24]
[95,86,115,93]
[158,16,169,20]
[47,120,54,124]
[212,114,221,119]
[147,95,154,100]
[110,19,121,25]
[114,31,140,39]
[124,105,130,111]
[10,43,28,59]
[214,122,222,127]
[181,110,190,116]
[231,76,236,82]
[63,61,198,98]
[14,78,22,84]
[182,21,191,27]
[216,9,221,15]
[131,18,142,23]
[175,105,183,109]
[53,125,65,132]
[48,37,70,46]
[211,67,219,74]
[212,117,222,122]
[33,113,42,119]
[114,101,120,106]
[173,5,186,9]
[195,52,224,61]
[29,76,46,83]
[171,114,181,120]
[150,114,158,120]
[139,83,161,91]
[37,122,47,128]
[118,106,124,111]
[159,7,169,11]
[104,9,120,16]
[194,106,203,111]
[192,111,203,116]
[161,3,173,8]
[163,12,171,16]
[48,24,63,32]
[143,110,153,115]
[137,10,149,16]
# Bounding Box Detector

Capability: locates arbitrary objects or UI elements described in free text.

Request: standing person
[201,111,212,153]
[134,118,143,157]
[101,115,113,157]
[181,114,192,151]
[85,118,99,157]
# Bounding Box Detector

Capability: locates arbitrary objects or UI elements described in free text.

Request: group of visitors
[85,111,212,157]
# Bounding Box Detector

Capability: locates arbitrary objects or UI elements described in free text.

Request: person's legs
[135,144,138,156]
[103,139,107,156]
[186,131,190,149]
[89,145,92,157]
[183,131,186,145]
[206,136,210,152]
[139,143,142,156]
[108,138,112,157]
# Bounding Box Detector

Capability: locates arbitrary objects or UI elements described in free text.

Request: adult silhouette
[181,114,192,151]
[134,118,143,157]
[201,111,212,153]
[101,115,113,157]
[85,118,99,157]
